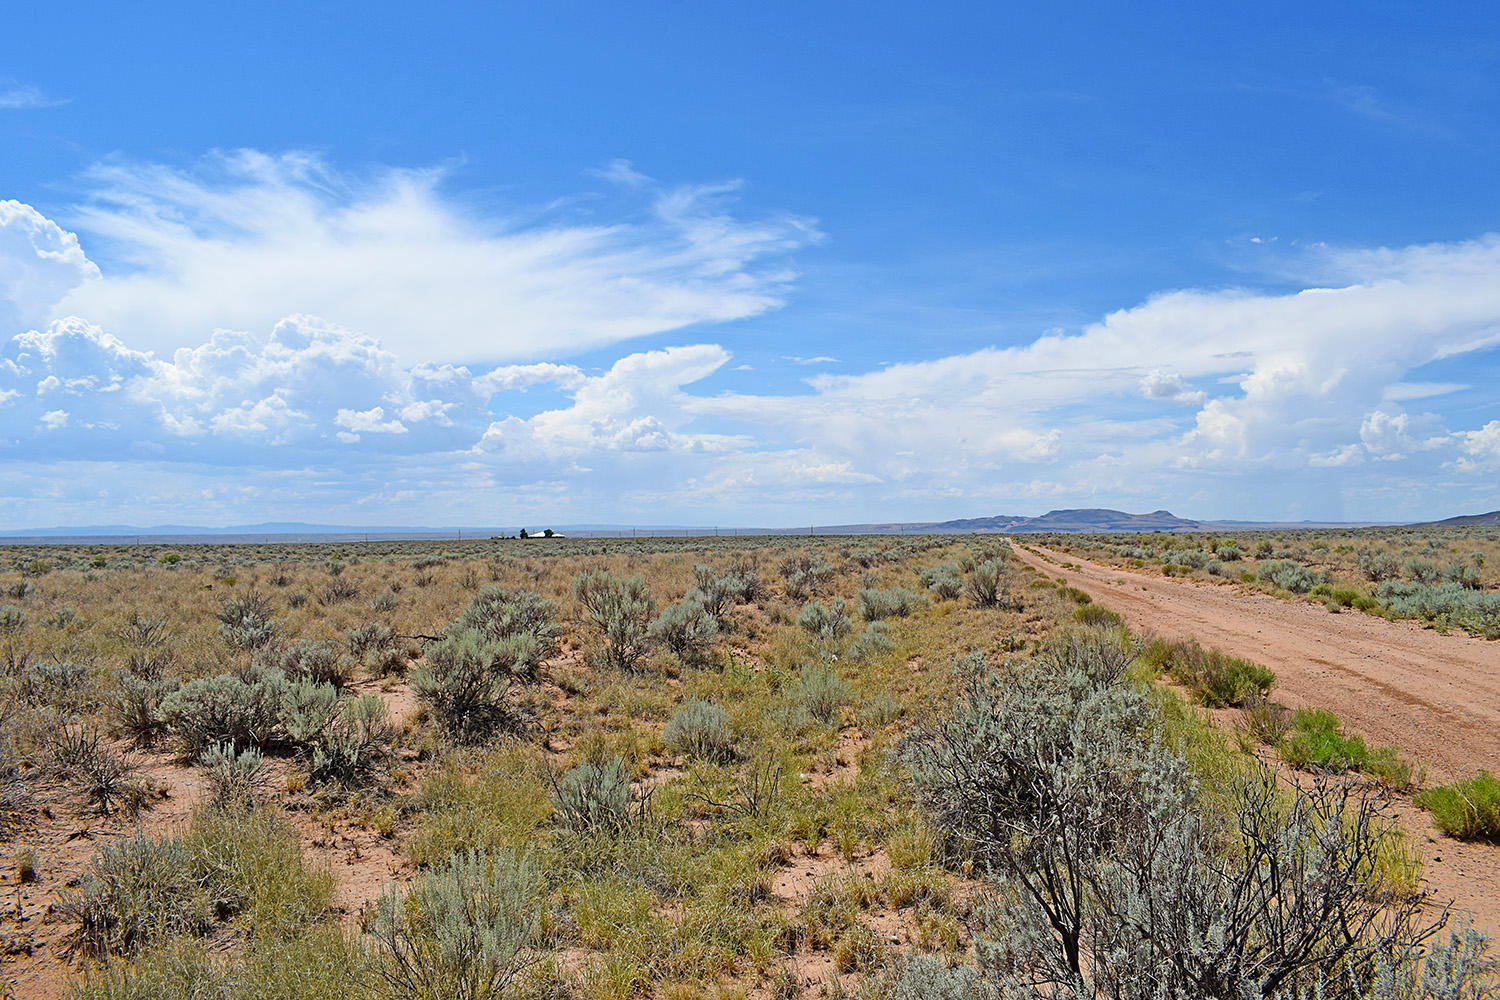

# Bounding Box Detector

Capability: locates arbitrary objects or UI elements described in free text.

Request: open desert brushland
[1,532,1498,999]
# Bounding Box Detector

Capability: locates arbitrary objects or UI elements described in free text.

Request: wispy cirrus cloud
[44,151,820,362]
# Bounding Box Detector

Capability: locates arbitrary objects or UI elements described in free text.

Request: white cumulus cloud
[33,151,818,363]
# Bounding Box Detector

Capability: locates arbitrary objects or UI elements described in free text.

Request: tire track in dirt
[1016,545,1500,778]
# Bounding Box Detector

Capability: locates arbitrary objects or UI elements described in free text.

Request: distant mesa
[1413,510,1500,527]
[929,508,1201,533]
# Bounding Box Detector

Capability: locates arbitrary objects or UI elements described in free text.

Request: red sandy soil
[1015,543,1500,937]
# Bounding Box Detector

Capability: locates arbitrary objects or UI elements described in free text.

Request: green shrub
[1258,558,1316,593]
[965,558,1013,608]
[1280,708,1413,788]
[1058,585,1092,605]
[216,592,277,651]
[575,569,656,671]
[412,629,533,743]
[183,806,333,941]
[648,598,720,658]
[1145,638,1273,708]
[61,806,330,956]
[62,834,209,956]
[1415,772,1500,841]
[368,849,540,1000]
[918,564,964,600]
[65,930,366,1000]
[903,643,1175,872]
[159,669,287,758]
[797,598,854,644]
[793,663,852,723]
[856,586,926,621]
[1405,556,1443,583]
[278,677,339,745]
[1072,603,1122,629]
[551,757,643,835]
[664,698,735,762]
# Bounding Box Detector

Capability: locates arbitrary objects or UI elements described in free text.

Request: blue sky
[3,1,1500,528]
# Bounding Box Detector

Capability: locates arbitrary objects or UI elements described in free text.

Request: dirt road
[1014,544,1500,935]
[1016,545,1500,779]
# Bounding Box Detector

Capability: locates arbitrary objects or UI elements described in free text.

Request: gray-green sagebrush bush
[262,639,354,689]
[304,694,397,788]
[966,557,1016,609]
[216,592,277,651]
[870,931,1498,1000]
[413,585,560,743]
[199,742,268,811]
[368,849,541,1000]
[848,621,895,661]
[158,668,286,758]
[900,630,1459,999]
[798,598,854,645]
[664,697,735,762]
[919,563,965,600]
[152,667,395,786]
[690,562,759,617]
[857,585,927,621]
[1376,581,1500,639]
[412,630,534,744]
[781,554,836,600]
[648,597,720,658]
[61,805,332,957]
[550,756,649,836]
[1258,558,1318,593]
[574,568,656,671]
[453,586,562,674]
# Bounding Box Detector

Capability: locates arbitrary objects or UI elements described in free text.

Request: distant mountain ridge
[1416,510,1500,527]
[929,508,1202,533]
[1,507,1471,542]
